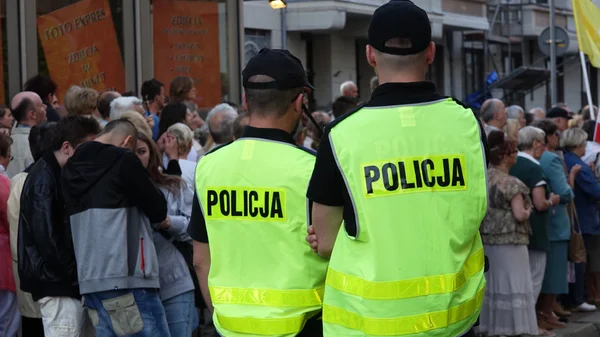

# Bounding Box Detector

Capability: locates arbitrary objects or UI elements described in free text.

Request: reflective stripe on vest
[323,99,488,337]
[195,138,328,337]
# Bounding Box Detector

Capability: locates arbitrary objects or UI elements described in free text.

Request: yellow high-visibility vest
[195,137,328,337]
[323,98,488,337]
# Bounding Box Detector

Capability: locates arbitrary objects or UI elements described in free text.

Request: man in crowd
[141,79,166,140]
[530,107,546,120]
[506,104,526,128]
[331,95,358,119]
[481,98,507,136]
[18,116,100,336]
[547,106,571,132]
[232,111,249,140]
[109,96,144,120]
[205,103,238,151]
[8,122,57,337]
[23,74,61,122]
[7,92,47,178]
[340,80,358,98]
[62,120,170,336]
[97,90,121,127]
[189,48,328,337]
[306,1,488,336]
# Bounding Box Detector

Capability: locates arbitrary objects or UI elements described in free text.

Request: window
[464,49,484,96]
[152,0,230,109]
[36,0,125,102]
[245,29,271,65]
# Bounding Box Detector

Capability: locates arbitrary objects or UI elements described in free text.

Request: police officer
[306,1,489,336]
[187,48,328,337]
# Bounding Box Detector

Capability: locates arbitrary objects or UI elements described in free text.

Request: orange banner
[0,15,5,105]
[37,0,125,101]
[153,0,222,108]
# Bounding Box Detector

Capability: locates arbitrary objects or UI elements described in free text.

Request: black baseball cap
[368,0,432,55]
[243,48,314,91]
[547,107,572,119]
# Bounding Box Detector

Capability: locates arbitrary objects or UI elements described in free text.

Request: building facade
[3,0,244,110]
[244,0,600,113]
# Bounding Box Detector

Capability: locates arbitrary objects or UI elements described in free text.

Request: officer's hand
[306,225,318,253]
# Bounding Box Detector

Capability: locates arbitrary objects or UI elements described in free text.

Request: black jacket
[18,152,79,300]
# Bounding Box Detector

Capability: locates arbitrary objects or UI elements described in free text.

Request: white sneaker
[576,302,597,312]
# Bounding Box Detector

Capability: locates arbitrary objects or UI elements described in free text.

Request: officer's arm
[312,202,343,258]
[193,241,214,314]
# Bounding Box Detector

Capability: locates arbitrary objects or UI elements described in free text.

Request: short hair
[97,91,120,119]
[340,81,356,95]
[23,74,57,102]
[487,130,517,166]
[222,101,239,111]
[100,119,138,143]
[159,102,188,138]
[525,112,535,126]
[207,103,238,144]
[183,101,198,114]
[141,79,164,103]
[583,119,596,141]
[581,105,598,121]
[122,91,136,97]
[29,122,57,161]
[233,112,249,139]
[372,40,428,71]
[332,96,358,118]
[51,115,100,151]
[370,76,379,92]
[12,98,35,123]
[560,127,588,150]
[506,105,524,120]
[64,86,83,114]
[244,75,303,117]
[170,76,194,102]
[531,119,558,144]
[110,96,143,120]
[167,123,194,155]
[0,104,8,118]
[518,126,545,151]
[69,88,98,116]
[480,99,504,123]
[120,110,153,138]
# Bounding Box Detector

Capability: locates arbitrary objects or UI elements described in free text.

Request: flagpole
[580,51,595,120]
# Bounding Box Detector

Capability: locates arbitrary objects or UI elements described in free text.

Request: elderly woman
[67,88,98,117]
[563,127,600,311]
[165,123,196,194]
[532,119,579,326]
[479,131,538,336]
[509,126,560,335]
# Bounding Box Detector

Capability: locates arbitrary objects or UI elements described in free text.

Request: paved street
[549,312,600,337]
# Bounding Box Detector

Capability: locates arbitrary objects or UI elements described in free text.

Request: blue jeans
[84,289,171,337]
[163,291,198,337]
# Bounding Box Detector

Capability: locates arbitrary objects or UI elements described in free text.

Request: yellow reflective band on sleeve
[210,286,324,307]
[326,249,484,300]
[216,310,319,335]
[323,287,485,336]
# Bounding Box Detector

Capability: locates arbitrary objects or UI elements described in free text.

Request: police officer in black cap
[306,1,489,336]
[188,48,328,337]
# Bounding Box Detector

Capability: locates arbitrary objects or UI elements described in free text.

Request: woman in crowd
[159,103,196,164]
[170,76,197,104]
[563,127,600,311]
[183,101,205,156]
[0,134,17,336]
[68,87,98,117]
[479,130,538,337]
[509,126,560,336]
[504,119,520,142]
[306,111,331,150]
[166,123,197,195]
[0,105,14,130]
[533,119,579,327]
[134,129,198,336]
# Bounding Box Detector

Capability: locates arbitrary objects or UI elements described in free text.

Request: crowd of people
[479,100,600,336]
[0,68,368,337]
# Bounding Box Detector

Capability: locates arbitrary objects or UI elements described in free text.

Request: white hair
[206,103,238,144]
[110,96,143,120]
[560,127,588,150]
[167,122,194,155]
[518,126,545,150]
[340,81,357,96]
[506,105,524,120]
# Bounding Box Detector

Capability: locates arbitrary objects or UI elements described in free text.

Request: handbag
[568,201,587,263]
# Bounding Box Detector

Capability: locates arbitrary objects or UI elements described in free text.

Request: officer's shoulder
[326,103,366,133]
[204,141,234,157]
[446,96,479,117]
[296,145,316,157]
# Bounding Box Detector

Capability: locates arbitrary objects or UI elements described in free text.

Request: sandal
[538,327,557,337]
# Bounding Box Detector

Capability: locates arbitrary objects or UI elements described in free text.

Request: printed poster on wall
[37,0,125,101]
[153,0,222,108]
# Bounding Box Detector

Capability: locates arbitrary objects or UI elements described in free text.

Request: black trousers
[21,316,45,337]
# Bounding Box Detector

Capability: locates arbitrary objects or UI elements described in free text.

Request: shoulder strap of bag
[570,201,582,234]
